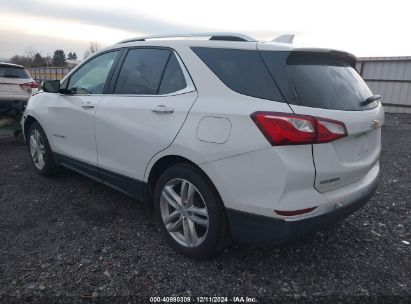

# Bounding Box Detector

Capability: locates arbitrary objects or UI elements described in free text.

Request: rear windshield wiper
[360,94,381,107]
[2,75,20,78]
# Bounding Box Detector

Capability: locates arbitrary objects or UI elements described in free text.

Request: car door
[46,50,121,170]
[94,47,197,199]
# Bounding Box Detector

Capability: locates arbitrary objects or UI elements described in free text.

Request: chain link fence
[27,67,74,83]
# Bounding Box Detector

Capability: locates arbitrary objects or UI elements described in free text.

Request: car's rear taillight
[315,117,347,143]
[251,112,316,145]
[21,81,38,89]
[251,112,347,145]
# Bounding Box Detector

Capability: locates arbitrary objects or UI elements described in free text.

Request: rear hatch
[259,46,384,192]
[0,64,32,101]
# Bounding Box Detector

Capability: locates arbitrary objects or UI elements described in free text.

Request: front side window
[67,51,119,94]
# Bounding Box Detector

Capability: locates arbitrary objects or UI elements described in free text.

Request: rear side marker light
[275,207,316,217]
[251,112,347,145]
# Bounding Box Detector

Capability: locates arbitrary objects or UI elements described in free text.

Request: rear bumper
[226,177,378,245]
[0,95,29,103]
[0,100,27,112]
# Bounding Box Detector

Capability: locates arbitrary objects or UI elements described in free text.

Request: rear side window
[262,51,375,111]
[114,48,171,95]
[158,54,187,94]
[192,47,284,102]
[0,66,30,79]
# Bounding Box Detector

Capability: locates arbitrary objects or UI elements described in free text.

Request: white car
[0,63,38,103]
[1,62,38,135]
[22,33,383,258]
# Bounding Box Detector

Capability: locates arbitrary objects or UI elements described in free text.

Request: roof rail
[118,32,256,44]
[272,34,295,44]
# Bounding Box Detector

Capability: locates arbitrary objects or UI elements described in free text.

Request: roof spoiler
[287,49,357,68]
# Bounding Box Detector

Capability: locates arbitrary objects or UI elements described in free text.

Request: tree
[25,48,36,60]
[10,55,32,67]
[32,53,45,67]
[10,49,38,67]
[52,50,66,67]
[44,55,52,67]
[67,52,78,60]
[84,42,100,59]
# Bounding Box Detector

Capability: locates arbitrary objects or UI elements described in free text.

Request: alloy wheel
[160,178,209,248]
[29,129,46,170]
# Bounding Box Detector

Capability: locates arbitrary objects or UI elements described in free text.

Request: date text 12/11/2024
[149,296,258,303]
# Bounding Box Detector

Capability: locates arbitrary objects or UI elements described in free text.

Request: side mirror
[42,80,60,93]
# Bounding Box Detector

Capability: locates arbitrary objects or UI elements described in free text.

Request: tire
[27,122,59,176]
[154,163,230,259]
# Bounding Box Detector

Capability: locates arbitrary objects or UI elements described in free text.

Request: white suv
[22,33,384,258]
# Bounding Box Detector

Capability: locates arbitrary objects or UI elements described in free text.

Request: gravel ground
[0,113,410,303]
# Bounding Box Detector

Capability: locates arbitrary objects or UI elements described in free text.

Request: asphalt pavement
[0,113,410,303]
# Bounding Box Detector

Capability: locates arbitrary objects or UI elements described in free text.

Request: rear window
[262,51,376,111]
[0,66,30,79]
[192,47,284,102]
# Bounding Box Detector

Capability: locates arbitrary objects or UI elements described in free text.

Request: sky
[0,0,410,59]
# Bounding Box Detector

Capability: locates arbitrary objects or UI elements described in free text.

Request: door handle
[151,105,174,114]
[81,102,95,109]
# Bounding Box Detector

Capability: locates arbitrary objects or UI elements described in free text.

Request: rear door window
[192,47,284,102]
[114,48,171,95]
